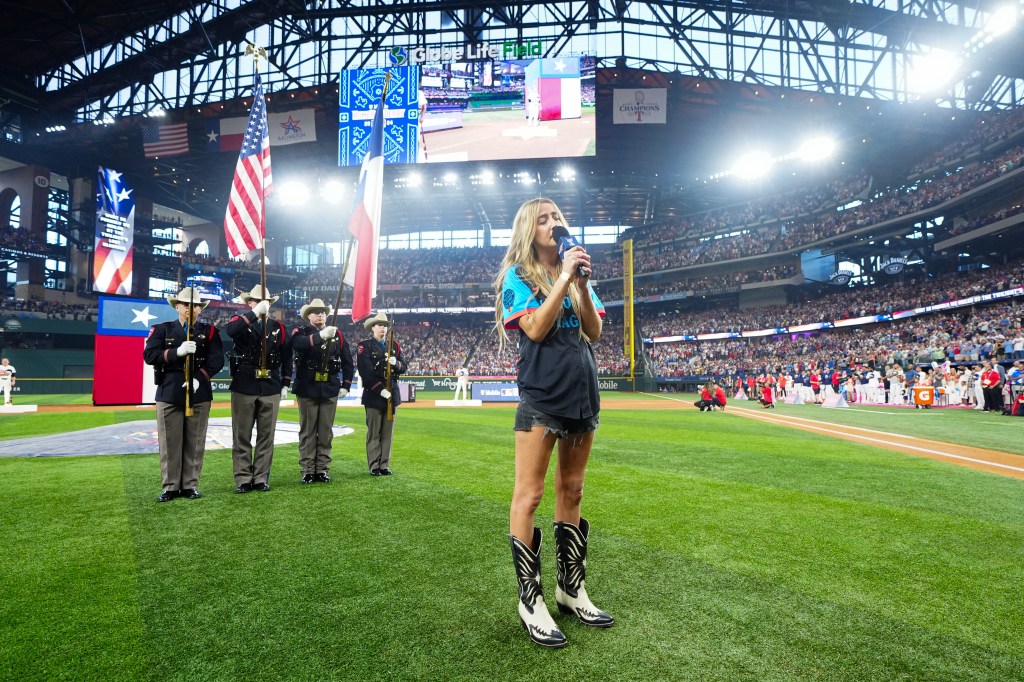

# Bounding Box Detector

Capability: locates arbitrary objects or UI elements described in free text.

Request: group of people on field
[143,197,614,649]
[144,285,407,503]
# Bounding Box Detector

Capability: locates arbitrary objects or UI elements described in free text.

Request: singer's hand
[562,247,592,282]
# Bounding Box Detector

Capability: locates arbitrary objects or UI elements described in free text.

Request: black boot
[510,528,567,648]
[554,517,614,628]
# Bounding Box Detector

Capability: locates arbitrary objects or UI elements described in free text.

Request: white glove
[319,326,337,340]
[253,300,270,317]
[337,388,349,399]
[388,355,398,366]
[380,389,391,400]
[281,387,289,399]
[181,378,199,392]
[176,340,197,356]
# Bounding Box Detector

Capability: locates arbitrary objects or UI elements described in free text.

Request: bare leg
[509,428,557,545]
[554,431,594,526]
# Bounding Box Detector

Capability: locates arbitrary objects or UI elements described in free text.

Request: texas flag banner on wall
[93,167,135,295]
[207,109,317,151]
[93,296,179,405]
[524,57,581,121]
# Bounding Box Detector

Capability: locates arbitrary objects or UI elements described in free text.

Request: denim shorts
[513,399,599,439]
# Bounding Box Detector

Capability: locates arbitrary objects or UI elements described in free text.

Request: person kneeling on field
[757,381,776,409]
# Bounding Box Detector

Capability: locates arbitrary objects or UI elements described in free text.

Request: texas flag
[343,95,386,322]
[524,57,581,121]
[93,296,179,405]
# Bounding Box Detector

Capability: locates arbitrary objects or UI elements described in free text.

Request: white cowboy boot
[554,517,614,628]
[510,528,567,648]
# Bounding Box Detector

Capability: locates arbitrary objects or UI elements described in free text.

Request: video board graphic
[339,66,421,166]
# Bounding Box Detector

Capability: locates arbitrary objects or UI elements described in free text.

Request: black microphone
[552,225,589,278]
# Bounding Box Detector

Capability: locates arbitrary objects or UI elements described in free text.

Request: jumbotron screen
[338,56,595,166]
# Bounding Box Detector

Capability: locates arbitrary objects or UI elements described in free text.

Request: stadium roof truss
[14,0,1023,124]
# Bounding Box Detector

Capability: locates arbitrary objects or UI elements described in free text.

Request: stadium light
[443,172,458,184]
[908,49,960,93]
[321,180,345,202]
[479,170,495,185]
[277,181,309,205]
[797,136,837,162]
[406,173,421,187]
[985,5,1020,36]
[559,166,576,181]
[731,151,773,180]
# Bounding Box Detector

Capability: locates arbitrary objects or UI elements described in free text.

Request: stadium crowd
[647,299,1023,380]
[641,259,1024,337]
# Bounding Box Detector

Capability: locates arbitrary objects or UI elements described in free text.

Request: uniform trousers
[155,401,211,492]
[1,379,12,404]
[231,392,281,485]
[298,396,337,475]
[364,406,395,472]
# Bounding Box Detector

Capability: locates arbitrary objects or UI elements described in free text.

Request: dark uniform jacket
[144,320,225,405]
[225,310,293,396]
[289,324,354,399]
[357,336,407,411]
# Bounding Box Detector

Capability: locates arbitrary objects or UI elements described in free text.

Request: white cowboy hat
[362,311,393,331]
[166,287,209,309]
[237,284,280,305]
[300,298,331,319]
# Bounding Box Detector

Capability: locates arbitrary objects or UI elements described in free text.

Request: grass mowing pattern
[1,407,1023,679]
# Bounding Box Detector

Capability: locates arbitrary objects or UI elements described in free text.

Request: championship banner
[93,296,179,406]
[339,66,420,166]
[93,167,134,295]
[622,239,634,377]
[612,88,667,124]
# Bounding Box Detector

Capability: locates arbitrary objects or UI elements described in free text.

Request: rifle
[185,287,195,417]
[384,325,395,422]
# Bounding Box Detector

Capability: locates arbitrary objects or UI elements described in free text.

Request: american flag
[343,86,387,322]
[142,123,189,158]
[223,74,273,257]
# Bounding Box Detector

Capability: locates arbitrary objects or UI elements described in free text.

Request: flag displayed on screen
[142,123,189,158]
[93,167,135,295]
[223,73,273,257]
[524,58,581,121]
[343,94,386,322]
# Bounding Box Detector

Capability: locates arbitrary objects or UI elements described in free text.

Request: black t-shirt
[501,267,606,420]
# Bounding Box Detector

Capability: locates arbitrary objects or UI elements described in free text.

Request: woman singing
[493,197,614,648]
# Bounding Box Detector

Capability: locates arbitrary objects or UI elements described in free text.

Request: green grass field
[2,401,1023,680]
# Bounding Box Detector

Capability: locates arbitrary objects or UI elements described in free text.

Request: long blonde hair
[493,197,587,348]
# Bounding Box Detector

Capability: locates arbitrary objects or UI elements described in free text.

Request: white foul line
[735,410,1024,473]
[644,393,1024,474]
